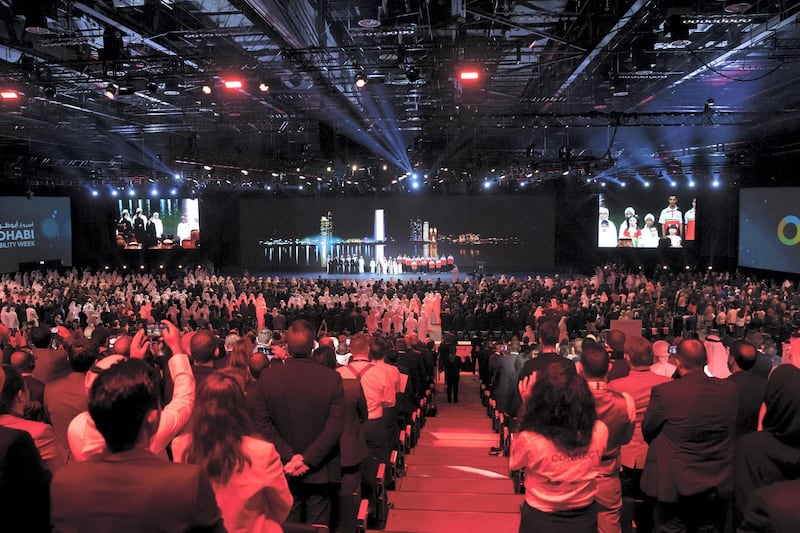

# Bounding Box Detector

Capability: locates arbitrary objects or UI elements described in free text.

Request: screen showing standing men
[597,193,696,249]
[115,198,200,249]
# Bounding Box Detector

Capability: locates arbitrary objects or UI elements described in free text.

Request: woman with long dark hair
[509,360,608,533]
[173,369,292,532]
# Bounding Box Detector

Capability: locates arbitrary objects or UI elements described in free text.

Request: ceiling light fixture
[258,82,269,93]
[0,89,20,100]
[355,73,368,89]
[458,68,481,81]
[201,83,213,95]
[223,79,243,90]
[724,1,752,14]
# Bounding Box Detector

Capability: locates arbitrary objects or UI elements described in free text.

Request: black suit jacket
[728,370,766,438]
[740,480,800,533]
[641,370,737,502]
[251,357,344,485]
[0,427,51,533]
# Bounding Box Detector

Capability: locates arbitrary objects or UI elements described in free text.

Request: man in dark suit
[0,363,52,533]
[51,358,224,532]
[727,340,766,438]
[641,338,737,532]
[251,319,345,527]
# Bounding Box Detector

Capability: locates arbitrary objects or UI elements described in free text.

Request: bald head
[9,350,34,373]
[110,335,132,358]
[676,339,707,372]
[730,340,757,371]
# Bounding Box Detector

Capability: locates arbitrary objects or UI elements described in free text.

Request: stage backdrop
[0,196,72,274]
[239,195,555,273]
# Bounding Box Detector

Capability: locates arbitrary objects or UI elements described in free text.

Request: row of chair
[355,385,435,532]
[480,383,524,495]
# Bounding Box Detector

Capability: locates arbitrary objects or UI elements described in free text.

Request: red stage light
[223,79,243,89]
[0,90,20,100]
[458,70,481,81]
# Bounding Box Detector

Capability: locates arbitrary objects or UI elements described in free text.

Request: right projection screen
[739,187,800,274]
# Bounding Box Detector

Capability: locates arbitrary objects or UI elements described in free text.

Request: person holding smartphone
[67,320,196,462]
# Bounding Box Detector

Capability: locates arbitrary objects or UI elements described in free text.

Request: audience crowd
[0,262,798,532]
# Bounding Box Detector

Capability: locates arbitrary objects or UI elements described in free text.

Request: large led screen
[739,188,800,274]
[239,196,555,273]
[597,192,697,249]
[0,196,72,273]
[115,198,200,250]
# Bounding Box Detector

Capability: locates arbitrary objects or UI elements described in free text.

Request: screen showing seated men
[0,196,72,274]
[597,192,696,249]
[115,198,200,249]
[739,187,800,274]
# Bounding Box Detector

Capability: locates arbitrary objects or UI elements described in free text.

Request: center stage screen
[739,187,800,274]
[0,196,72,274]
[239,196,555,273]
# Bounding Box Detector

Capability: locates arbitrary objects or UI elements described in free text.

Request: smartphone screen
[146,324,162,337]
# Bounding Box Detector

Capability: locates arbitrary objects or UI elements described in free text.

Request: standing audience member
[44,338,97,462]
[30,326,69,383]
[190,329,219,389]
[641,338,737,532]
[314,344,367,533]
[68,321,195,461]
[51,358,225,532]
[174,369,292,533]
[733,364,800,527]
[609,336,671,533]
[251,319,344,528]
[727,340,767,439]
[649,340,677,378]
[580,342,635,533]
[0,364,64,472]
[605,330,629,381]
[509,359,609,533]
[0,366,52,533]
[340,333,391,513]
[9,348,44,420]
[518,320,561,379]
[440,334,461,403]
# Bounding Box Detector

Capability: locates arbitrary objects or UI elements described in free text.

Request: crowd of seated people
[0,262,799,531]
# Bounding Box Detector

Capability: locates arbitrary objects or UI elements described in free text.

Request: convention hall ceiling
[0,0,798,193]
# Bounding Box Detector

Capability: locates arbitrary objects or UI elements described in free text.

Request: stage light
[483,180,492,189]
[258,82,269,93]
[111,190,118,197]
[203,165,213,171]
[355,73,368,89]
[0,89,20,100]
[43,85,56,99]
[712,179,720,188]
[150,188,158,197]
[458,68,481,81]
[223,79,243,90]
[689,180,696,188]
[91,190,99,197]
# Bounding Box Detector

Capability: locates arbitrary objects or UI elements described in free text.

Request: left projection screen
[0,196,72,273]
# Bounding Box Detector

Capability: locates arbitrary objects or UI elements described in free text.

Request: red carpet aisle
[377,373,524,533]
